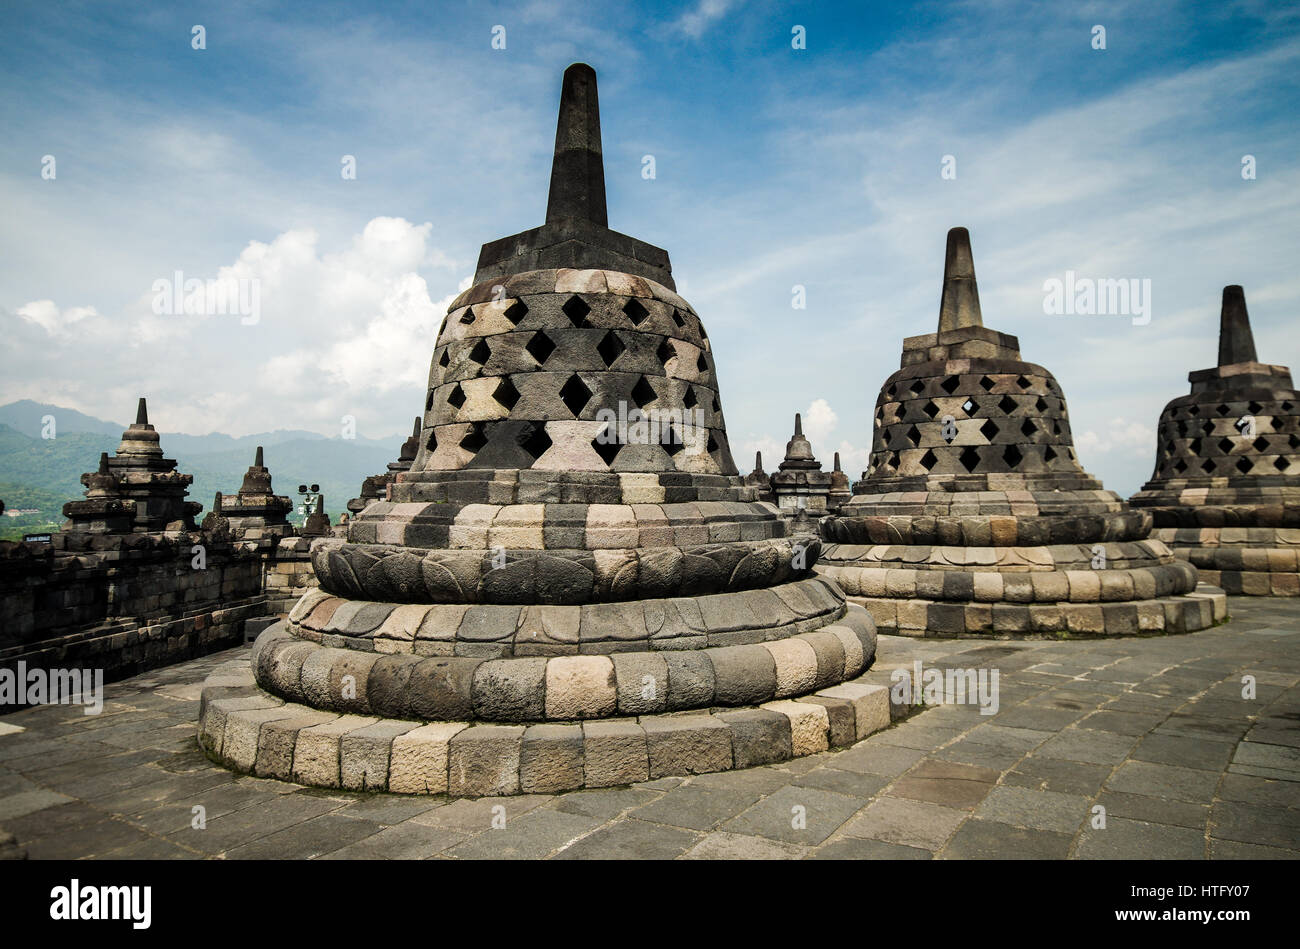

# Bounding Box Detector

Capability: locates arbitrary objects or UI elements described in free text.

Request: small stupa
[770,413,832,519]
[1130,286,1300,595]
[62,398,200,533]
[218,446,294,544]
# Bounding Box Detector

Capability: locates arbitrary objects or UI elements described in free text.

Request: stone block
[519,723,585,793]
[388,722,466,794]
[544,655,617,719]
[642,714,733,777]
[717,709,793,767]
[448,725,526,796]
[581,719,649,787]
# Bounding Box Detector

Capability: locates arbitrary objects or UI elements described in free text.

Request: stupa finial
[938,227,983,332]
[254,445,264,467]
[834,451,842,472]
[546,63,608,227]
[794,413,803,437]
[135,397,149,426]
[1218,285,1258,367]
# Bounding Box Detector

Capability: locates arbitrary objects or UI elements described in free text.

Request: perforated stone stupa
[198,64,884,796]
[818,227,1225,637]
[1130,286,1300,595]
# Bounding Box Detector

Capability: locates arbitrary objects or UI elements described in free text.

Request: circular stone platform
[197,606,889,796]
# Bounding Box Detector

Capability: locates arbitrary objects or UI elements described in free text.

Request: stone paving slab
[0,597,1297,859]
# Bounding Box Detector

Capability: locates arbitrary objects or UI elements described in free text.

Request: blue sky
[1,0,1298,496]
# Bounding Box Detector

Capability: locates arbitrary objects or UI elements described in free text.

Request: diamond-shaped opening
[940,375,960,394]
[1217,437,1234,454]
[698,323,707,340]
[597,330,626,367]
[671,308,686,328]
[1216,403,1230,416]
[1202,420,1215,435]
[1248,400,1263,415]
[623,298,650,325]
[520,423,551,460]
[631,375,657,409]
[707,432,718,453]
[447,384,466,409]
[919,448,938,471]
[459,307,476,324]
[1253,436,1269,452]
[1275,457,1290,472]
[439,349,450,368]
[1174,459,1187,473]
[1020,419,1036,438]
[469,339,491,366]
[1044,446,1058,462]
[1003,444,1023,468]
[1176,421,1188,437]
[1283,401,1294,412]
[979,376,995,392]
[922,400,940,419]
[526,330,556,365]
[504,301,528,325]
[425,430,438,453]
[959,446,981,472]
[683,387,698,409]
[663,427,684,457]
[1053,421,1061,436]
[1035,396,1048,413]
[657,339,676,367]
[998,394,1017,414]
[560,374,593,416]
[493,377,520,411]
[1236,457,1253,474]
[426,390,436,411]
[1016,375,1032,389]
[962,398,977,415]
[909,380,926,396]
[1188,404,1200,416]
[887,384,898,399]
[1190,438,1202,453]
[696,352,709,373]
[888,451,900,469]
[1291,435,1300,450]
[459,423,488,454]
[980,419,1000,441]
[1201,458,1216,473]
[711,397,720,412]
[591,428,621,465]
[905,424,921,446]
[562,295,591,326]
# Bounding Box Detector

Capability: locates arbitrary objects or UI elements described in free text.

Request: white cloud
[672,0,740,39]
[2,217,467,438]
[801,398,838,445]
[1075,418,1156,456]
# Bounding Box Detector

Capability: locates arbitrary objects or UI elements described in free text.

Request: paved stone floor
[1,596,1297,859]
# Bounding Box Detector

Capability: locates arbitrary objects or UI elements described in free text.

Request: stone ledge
[197,666,893,796]
[252,604,877,721]
[848,583,1226,637]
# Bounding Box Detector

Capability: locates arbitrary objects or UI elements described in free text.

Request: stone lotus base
[1151,526,1300,596]
[197,628,891,796]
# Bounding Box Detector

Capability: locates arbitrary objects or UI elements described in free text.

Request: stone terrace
[0,596,1296,859]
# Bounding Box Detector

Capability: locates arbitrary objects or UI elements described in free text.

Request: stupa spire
[254,445,264,467]
[546,63,608,227]
[135,397,149,426]
[938,227,983,332]
[1217,285,1258,367]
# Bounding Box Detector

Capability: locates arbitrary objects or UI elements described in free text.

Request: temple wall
[0,532,266,685]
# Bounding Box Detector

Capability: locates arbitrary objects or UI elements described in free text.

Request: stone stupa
[62,398,200,534]
[770,413,832,520]
[218,446,294,545]
[1130,286,1300,595]
[199,64,885,797]
[828,452,852,513]
[743,451,774,503]
[818,228,1225,637]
